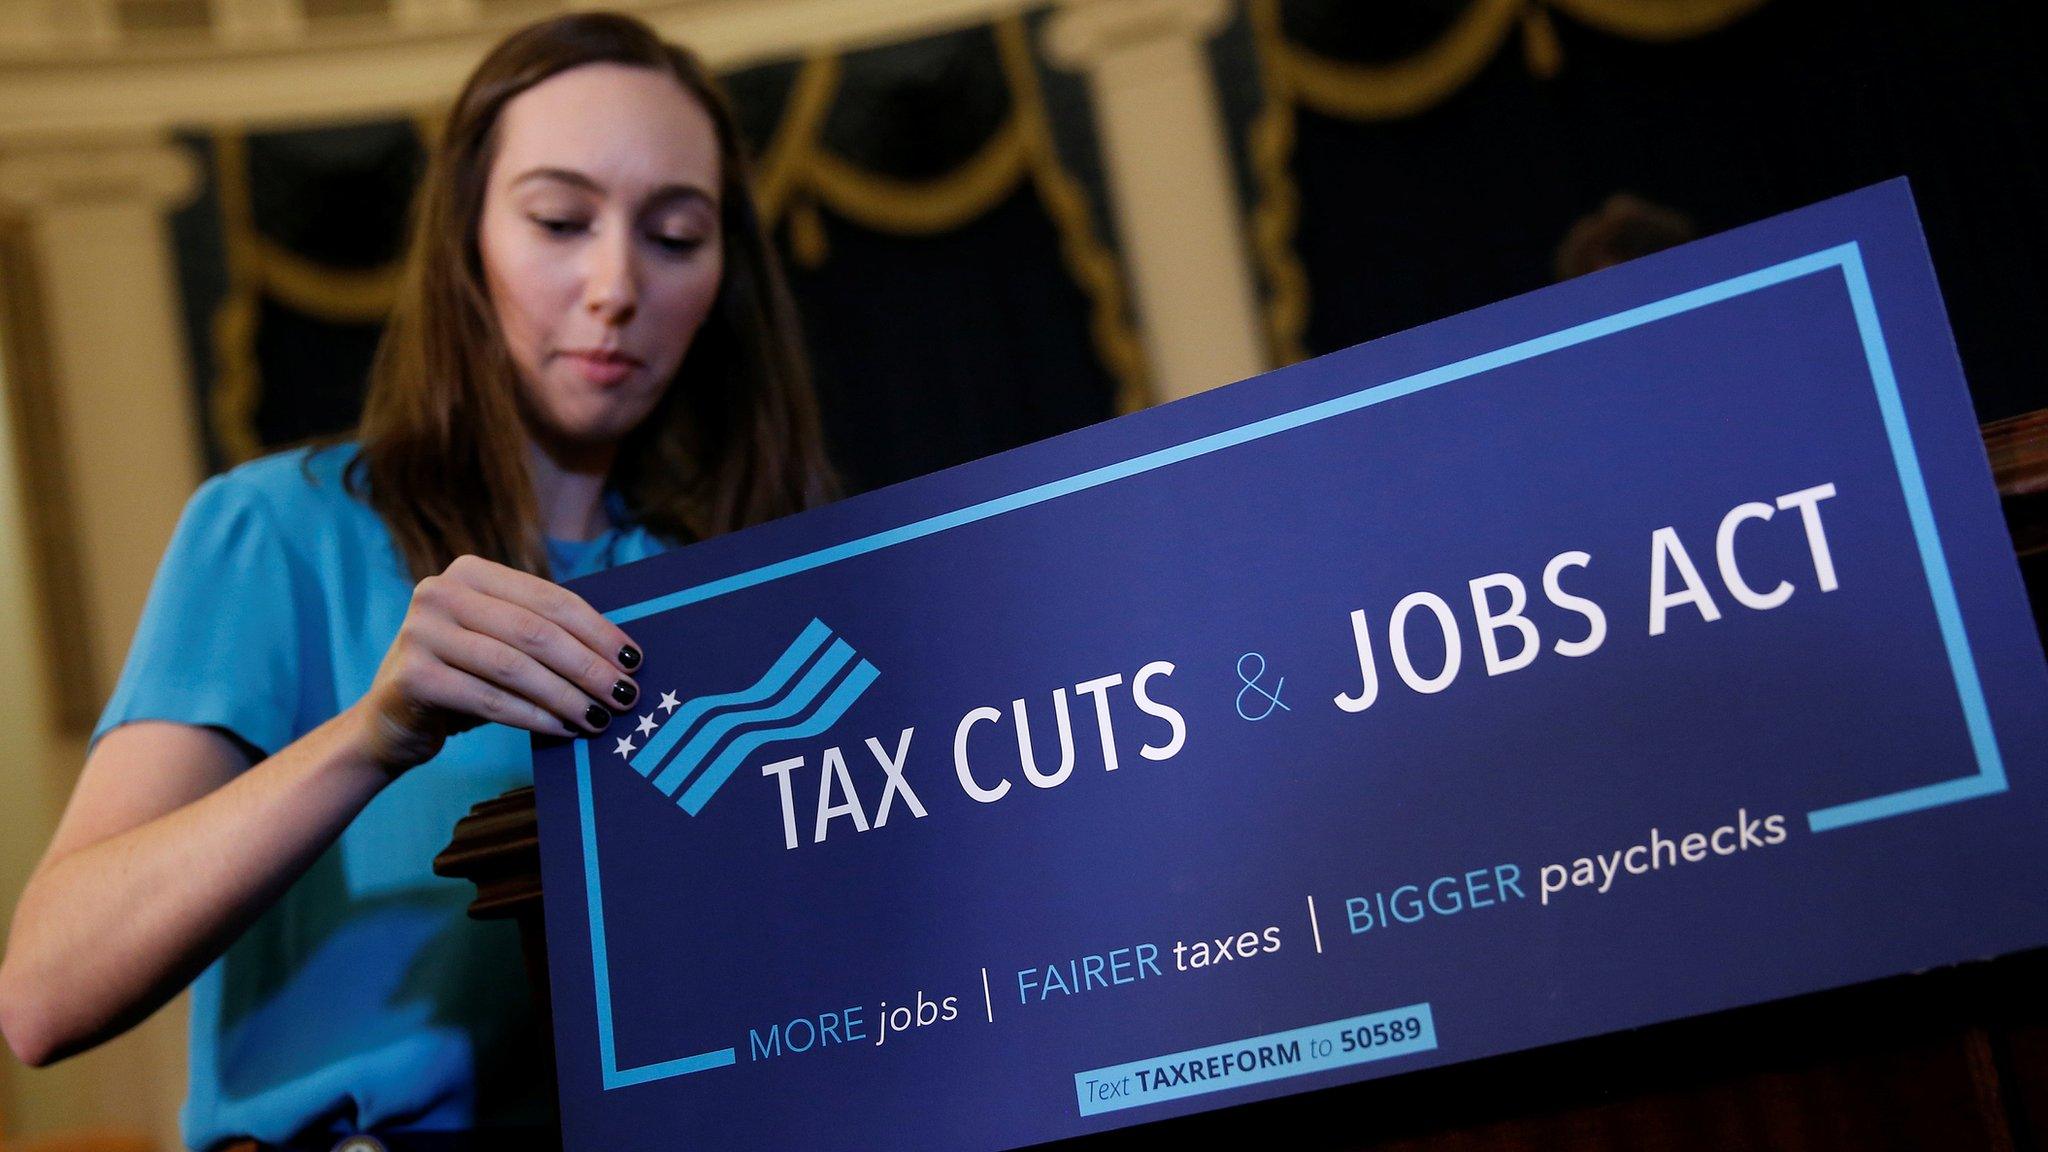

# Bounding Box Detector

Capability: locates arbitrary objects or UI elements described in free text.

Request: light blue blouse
[94,443,670,1149]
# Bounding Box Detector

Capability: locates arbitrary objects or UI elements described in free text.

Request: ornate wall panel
[169,6,1145,493]
[162,0,2048,492]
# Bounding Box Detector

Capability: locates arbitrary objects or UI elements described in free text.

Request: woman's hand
[352,553,644,773]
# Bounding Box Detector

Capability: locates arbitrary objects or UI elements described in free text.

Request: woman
[0,12,831,1148]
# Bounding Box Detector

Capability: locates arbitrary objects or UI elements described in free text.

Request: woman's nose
[582,225,639,324]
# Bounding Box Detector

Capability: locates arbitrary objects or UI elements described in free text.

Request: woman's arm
[0,555,644,1067]
[0,715,387,1066]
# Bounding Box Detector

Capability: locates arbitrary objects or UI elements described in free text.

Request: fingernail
[611,680,638,707]
[618,644,642,671]
[585,703,612,731]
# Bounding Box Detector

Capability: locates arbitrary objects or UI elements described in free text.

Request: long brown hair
[352,11,834,582]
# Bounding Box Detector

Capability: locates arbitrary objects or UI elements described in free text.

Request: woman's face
[478,62,724,452]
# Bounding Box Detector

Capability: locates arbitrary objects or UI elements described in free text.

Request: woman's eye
[531,216,587,237]
[652,233,705,254]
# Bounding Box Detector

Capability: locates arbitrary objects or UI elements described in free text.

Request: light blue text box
[1074,1003,1437,1116]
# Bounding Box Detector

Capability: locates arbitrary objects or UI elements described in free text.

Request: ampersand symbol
[1234,652,1291,721]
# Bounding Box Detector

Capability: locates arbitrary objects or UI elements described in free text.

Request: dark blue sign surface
[533,181,2048,1150]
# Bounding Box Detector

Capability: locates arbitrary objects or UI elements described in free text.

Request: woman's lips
[560,350,641,386]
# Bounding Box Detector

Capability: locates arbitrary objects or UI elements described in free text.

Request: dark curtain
[167,1,2048,489]
[1228,0,2048,420]
[726,19,1129,491]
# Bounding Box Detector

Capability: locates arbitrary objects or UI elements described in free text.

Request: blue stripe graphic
[627,618,831,778]
[649,638,856,797]
[679,659,881,815]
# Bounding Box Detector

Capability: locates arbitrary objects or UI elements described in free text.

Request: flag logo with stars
[608,619,879,815]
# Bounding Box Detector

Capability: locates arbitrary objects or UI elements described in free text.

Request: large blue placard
[532,180,2048,1150]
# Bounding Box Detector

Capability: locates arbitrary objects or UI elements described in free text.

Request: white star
[613,734,637,758]
[635,713,658,737]
[657,690,681,714]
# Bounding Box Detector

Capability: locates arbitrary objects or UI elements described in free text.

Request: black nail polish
[612,680,638,707]
[585,703,612,731]
[619,644,642,671]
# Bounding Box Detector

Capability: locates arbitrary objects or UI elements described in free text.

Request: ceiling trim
[0,0,1045,140]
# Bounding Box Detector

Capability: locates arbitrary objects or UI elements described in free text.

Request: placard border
[568,241,2008,1091]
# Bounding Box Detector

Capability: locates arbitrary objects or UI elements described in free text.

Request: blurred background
[0,0,2043,1146]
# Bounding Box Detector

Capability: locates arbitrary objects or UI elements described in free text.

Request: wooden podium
[437,410,2048,1149]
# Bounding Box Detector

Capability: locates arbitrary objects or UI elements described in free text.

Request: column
[0,133,205,708]
[1045,0,1266,401]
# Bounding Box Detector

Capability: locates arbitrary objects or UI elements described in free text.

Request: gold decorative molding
[752,52,841,221]
[995,14,1149,413]
[208,128,267,466]
[1244,0,1308,367]
[0,0,1047,139]
[804,126,1028,235]
[199,9,1153,461]
[254,236,406,320]
[1276,0,1525,122]
[1550,0,1768,41]
[1245,0,1771,365]
[1263,0,1768,124]
[752,16,1150,411]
